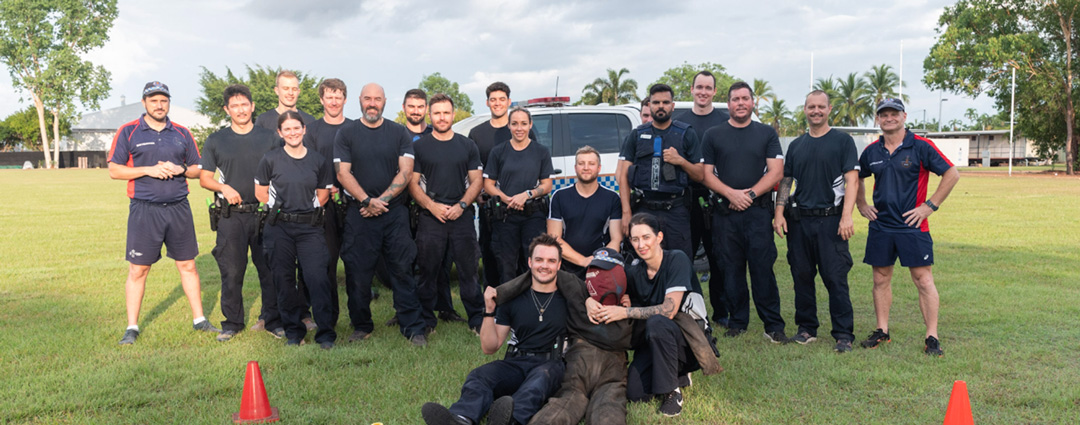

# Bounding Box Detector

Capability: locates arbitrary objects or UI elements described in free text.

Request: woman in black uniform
[482,107,554,283]
[255,111,337,349]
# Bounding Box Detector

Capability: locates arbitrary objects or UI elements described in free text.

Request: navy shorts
[863,227,934,268]
[126,198,199,265]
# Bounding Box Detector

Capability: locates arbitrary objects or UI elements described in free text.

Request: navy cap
[876,98,904,114]
[142,81,171,98]
[588,247,624,270]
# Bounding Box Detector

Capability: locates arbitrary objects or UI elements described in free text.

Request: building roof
[925,129,1011,137]
[73,102,213,131]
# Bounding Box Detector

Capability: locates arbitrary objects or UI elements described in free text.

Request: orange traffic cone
[943,380,973,425]
[233,361,280,424]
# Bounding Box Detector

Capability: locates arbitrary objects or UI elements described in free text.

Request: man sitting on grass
[421,234,568,425]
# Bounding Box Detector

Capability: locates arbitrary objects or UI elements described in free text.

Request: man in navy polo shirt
[108,81,221,345]
[855,98,960,356]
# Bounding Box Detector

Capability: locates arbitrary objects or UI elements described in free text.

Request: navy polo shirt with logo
[858,130,953,233]
[108,114,201,203]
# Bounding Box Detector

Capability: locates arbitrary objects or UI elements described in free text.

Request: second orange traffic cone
[233,361,280,424]
[943,380,973,425]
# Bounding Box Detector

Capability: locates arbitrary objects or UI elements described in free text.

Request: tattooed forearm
[380,172,411,202]
[775,177,794,208]
[626,296,677,319]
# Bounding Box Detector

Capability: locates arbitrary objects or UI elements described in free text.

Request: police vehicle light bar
[525,97,571,107]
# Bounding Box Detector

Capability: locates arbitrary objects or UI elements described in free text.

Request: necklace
[529,289,556,322]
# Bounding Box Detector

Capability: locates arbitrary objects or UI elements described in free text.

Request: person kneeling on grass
[590,213,721,417]
[421,234,568,425]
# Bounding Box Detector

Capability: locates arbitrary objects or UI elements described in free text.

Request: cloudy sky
[0,0,993,126]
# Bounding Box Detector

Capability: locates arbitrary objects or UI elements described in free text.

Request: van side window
[568,113,628,155]
[532,114,554,151]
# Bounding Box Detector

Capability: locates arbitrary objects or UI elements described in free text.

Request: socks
[126,325,139,332]
[193,316,207,326]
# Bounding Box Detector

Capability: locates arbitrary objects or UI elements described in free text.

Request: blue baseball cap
[876,98,904,114]
[588,247,625,270]
[142,81,171,98]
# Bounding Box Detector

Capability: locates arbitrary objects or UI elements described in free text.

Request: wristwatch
[179,163,188,174]
[924,200,939,211]
[358,197,371,209]
[748,189,757,200]
[459,201,469,210]
[482,310,496,318]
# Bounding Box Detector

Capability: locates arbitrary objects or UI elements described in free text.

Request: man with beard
[773,90,858,353]
[701,81,788,343]
[673,71,732,328]
[199,84,281,341]
[255,70,316,130]
[302,78,350,316]
[615,83,703,257]
[421,234,568,425]
[547,146,623,278]
[468,82,537,288]
[410,94,486,335]
[109,81,221,345]
[335,83,427,346]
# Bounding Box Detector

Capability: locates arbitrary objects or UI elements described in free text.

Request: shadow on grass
[140,254,222,328]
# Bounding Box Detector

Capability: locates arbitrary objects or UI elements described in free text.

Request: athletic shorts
[863,227,934,268]
[126,198,199,265]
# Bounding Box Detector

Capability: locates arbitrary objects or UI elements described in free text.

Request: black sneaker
[349,330,371,342]
[791,330,817,345]
[487,395,514,425]
[285,339,304,346]
[723,327,746,338]
[385,315,399,327]
[658,388,683,417]
[193,320,221,333]
[438,310,468,323]
[267,328,286,339]
[924,336,944,357]
[421,402,471,425]
[411,334,428,347]
[834,339,853,353]
[217,330,238,342]
[860,328,890,348]
[319,341,334,350]
[764,330,789,344]
[118,329,139,345]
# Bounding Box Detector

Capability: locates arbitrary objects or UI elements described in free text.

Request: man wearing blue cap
[856,98,960,356]
[108,81,222,345]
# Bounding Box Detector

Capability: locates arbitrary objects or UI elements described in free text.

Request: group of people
[107,68,958,423]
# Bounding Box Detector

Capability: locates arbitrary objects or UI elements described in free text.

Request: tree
[0,0,117,168]
[752,79,776,117]
[759,98,793,135]
[650,62,739,102]
[0,106,69,151]
[833,73,873,127]
[580,68,639,106]
[864,64,909,105]
[924,0,1078,174]
[418,72,474,114]
[392,108,471,125]
[195,65,323,127]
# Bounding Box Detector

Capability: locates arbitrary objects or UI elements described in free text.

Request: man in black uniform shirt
[199,84,281,341]
[254,70,316,130]
[547,146,623,278]
[701,81,788,343]
[616,83,704,257]
[773,90,858,353]
[410,94,486,334]
[468,82,537,288]
[673,71,733,328]
[421,234,568,425]
[302,78,350,314]
[335,83,427,346]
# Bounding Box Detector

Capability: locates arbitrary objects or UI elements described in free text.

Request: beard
[363,110,381,123]
[576,174,597,184]
[406,115,425,126]
[532,269,556,285]
[652,109,671,124]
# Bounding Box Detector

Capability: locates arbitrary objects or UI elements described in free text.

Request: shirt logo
[129,250,143,257]
[902,156,913,169]
[869,160,884,166]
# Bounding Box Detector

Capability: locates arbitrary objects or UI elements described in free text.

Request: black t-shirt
[625,250,698,307]
[702,121,784,191]
[254,108,317,132]
[495,287,568,353]
[199,126,279,203]
[467,121,538,168]
[675,109,729,191]
[784,129,859,209]
[333,120,414,206]
[413,133,482,205]
[254,148,333,213]
[483,140,555,196]
[548,185,621,256]
[406,125,433,142]
[304,118,352,188]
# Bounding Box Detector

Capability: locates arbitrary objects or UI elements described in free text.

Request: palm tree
[833,73,873,127]
[752,78,775,117]
[863,64,907,105]
[813,76,841,122]
[759,98,792,135]
[580,68,639,105]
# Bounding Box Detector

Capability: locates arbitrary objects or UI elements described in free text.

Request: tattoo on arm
[775,177,794,207]
[626,296,677,319]
[380,172,409,202]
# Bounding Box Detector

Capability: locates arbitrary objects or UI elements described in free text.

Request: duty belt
[799,206,842,217]
[230,203,260,213]
[277,211,320,223]
[510,197,550,216]
[634,189,686,211]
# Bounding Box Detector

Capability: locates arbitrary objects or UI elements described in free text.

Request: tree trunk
[1060,4,1076,175]
[32,93,52,169]
[51,107,61,168]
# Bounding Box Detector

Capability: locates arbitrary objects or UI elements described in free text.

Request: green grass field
[1,169,1078,424]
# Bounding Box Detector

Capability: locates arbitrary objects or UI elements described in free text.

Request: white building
[64,98,213,151]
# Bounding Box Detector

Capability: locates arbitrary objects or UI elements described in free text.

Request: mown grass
[0,169,1078,424]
